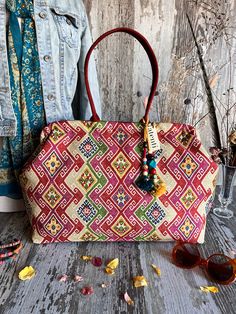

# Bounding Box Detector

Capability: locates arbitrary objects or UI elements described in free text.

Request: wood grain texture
[0,189,235,314]
[83,0,236,148]
[0,2,235,313]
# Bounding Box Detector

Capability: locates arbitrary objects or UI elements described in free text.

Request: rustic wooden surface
[0,189,235,314]
[0,1,235,313]
[84,0,236,148]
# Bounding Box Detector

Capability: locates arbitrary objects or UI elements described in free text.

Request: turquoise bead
[147,159,157,169]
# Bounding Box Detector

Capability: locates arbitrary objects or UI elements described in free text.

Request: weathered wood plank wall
[83,0,236,148]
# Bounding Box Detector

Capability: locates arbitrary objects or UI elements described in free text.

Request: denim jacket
[0,0,101,137]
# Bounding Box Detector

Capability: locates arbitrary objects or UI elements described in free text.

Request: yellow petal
[106,258,119,270]
[18,266,36,281]
[105,267,115,275]
[105,258,119,275]
[124,292,134,306]
[81,255,92,261]
[133,276,148,288]
[151,264,161,276]
[200,286,219,293]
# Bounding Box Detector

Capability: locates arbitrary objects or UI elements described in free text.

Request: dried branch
[186,13,222,149]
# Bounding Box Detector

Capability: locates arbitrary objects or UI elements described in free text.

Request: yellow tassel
[151,182,167,198]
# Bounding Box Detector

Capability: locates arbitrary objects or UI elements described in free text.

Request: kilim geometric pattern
[20,121,218,244]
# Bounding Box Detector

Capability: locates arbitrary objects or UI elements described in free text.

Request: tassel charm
[136,122,166,197]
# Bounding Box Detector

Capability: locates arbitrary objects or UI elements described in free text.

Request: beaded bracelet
[0,239,21,250]
[0,239,22,265]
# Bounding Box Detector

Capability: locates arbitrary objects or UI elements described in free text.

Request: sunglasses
[172,242,236,285]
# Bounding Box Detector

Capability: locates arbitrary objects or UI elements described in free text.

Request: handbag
[19,28,218,244]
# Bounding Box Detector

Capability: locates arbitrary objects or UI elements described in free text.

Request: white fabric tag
[147,123,160,153]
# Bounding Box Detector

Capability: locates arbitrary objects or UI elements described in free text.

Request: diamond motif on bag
[111,216,132,237]
[44,152,62,176]
[112,186,130,208]
[179,154,198,178]
[180,188,197,209]
[176,130,193,147]
[45,215,63,236]
[80,230,98,241]
[78,167,97,191]
[111,152,131,178]
[112,127,129,146]
[43,186,63,208]
[79,137,98,159]
[82,121,94,130]
[179,217,195,238]
[145,231,161,241]
[77,200,97,223]
[50,124,66,143]
[146,203,166,225]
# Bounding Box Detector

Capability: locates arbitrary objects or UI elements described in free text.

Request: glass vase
[213,164,236,219]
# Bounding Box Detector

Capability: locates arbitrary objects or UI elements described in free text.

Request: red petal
[91,256,102,267]
[80,286,94,295]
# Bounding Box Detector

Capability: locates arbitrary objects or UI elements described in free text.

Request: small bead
[143,171,148,176]
[153,179,159,184]
[148,160,157,169]
[150,169,156,175]
[153,175,157,179]
[143,158,147,162]
[143,165,148,170]
[143,161,147,165]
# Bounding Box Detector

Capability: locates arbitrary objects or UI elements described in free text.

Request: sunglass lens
[207,255,234,284]
[173,243,200,268]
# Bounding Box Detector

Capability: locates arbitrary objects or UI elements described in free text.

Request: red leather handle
[84,27,159,122]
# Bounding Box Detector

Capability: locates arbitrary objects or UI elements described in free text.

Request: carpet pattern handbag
[20,28,218,244]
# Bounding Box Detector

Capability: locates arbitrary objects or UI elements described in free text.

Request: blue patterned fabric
[0,0,46,198]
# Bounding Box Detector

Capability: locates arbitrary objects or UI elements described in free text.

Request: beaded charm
[136,122,166,197]
[0,239,22,265]
[136,141,155,191]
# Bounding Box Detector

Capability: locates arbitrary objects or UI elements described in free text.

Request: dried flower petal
[106,258,119,269]
[200,286,219,293]
[105,258,119,275]
[81,255,92,261]
[151,264,161,276]
[74,275,83,282]
[105,267,115,275]
[18,266,36,281]
[209,147,222,156]
[221,148,229,155]
[91,256,102,267]
[229,130,236,145]
[133,276,148,288]
[80,286,94,295]
[212,156,222,164]
[58,274,68,282]
[124,292,134,306]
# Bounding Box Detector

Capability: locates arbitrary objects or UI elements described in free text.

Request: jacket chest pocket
[51,8,80,48]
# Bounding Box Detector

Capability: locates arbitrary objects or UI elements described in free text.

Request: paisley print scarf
[0,0,46,198]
